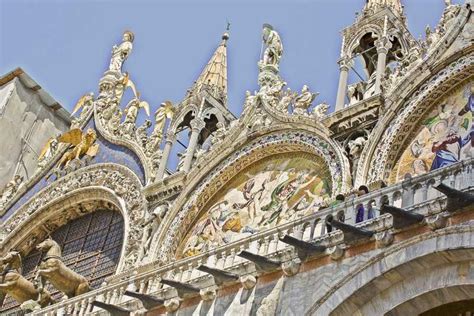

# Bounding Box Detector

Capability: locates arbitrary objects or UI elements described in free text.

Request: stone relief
[0,175,24,211]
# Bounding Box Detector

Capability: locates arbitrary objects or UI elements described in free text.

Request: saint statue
[261,24,283,67]
[293,85,318,115]
[109,31,134,72]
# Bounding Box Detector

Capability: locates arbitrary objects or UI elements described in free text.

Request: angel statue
[37,137,59,168]
[71,93,94,123]
[293,85,318,115]
[109,31,134,73]
[147,101,174,152]
[55,128,99,168]
[261,24,283,67]
[122,97,150,135]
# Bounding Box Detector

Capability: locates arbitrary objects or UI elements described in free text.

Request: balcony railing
[31,159,473,315]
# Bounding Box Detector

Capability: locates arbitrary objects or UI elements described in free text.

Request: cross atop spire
[187,31,229,105]
[365,0,403,14]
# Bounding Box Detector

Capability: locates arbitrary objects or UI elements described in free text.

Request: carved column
[335,57,353,111]
[374,37,392,95]
[156,132,176,180]
[183,118,205,172]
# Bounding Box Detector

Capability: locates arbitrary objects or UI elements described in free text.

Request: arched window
[1,209,124,313]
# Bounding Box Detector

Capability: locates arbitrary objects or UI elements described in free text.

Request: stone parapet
[31,159,473,315]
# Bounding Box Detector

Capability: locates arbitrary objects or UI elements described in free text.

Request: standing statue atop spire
[261,24,283,67]
[109,30,134,72]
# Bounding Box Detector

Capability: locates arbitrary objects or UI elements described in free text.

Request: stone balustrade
[31,159,473,315]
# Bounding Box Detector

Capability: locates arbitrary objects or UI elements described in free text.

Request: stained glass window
[1,209,124,314]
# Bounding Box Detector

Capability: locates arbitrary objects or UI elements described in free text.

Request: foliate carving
[0,175,24,212]
[2,164,146,270]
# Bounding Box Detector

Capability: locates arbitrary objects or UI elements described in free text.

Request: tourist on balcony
[355,185,369,223]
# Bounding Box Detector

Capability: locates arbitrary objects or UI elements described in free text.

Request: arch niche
[308,226,474,315]
[152,130,348,261]
[0,202,124,314]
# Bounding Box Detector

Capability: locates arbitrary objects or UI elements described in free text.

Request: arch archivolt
[0,163,147,272]
[355,53,474,186]
[345,24,383,57]
[308,225,474,315]
[151,129,350,262]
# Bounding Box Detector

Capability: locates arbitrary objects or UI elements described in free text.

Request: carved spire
[187,31,229,105]
[365,0,403,14]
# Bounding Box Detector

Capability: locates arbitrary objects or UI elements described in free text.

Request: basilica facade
[0,0,473,315]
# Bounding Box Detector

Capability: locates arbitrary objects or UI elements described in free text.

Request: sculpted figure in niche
[0,251,51,309]
[347,136,367,180]
[261,24,283,67]
[0,175,24,209]
[109,31,134,73]
[141,203,169,258]
[35,238,90,299]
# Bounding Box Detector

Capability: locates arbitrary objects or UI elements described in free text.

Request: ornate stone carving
[365,55,474,184]
[0,175,23,211]
[2,164,146,270]
[210,122,227,147]
[154,131,348,262]
[293,85,318,115]
[312,102,329,119]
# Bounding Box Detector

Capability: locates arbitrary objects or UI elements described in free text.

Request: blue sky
[0,0,453,117]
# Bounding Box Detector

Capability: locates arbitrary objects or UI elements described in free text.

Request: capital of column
[165,132,177,144]
[374,36,393,54]
[190,118,206,132]
[338,56,354,72]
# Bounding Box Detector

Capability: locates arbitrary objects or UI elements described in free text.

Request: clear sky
[0,0,455,117]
